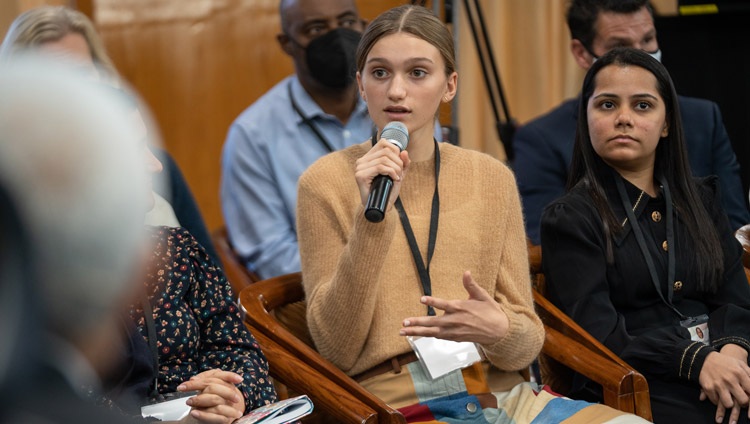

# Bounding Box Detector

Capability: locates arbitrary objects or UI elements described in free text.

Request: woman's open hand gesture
[399,271,509,345]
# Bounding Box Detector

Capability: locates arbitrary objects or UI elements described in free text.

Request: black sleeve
[696,177,750,353]
[541,199,716,383]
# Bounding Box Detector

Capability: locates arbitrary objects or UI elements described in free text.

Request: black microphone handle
[364,174,393,223]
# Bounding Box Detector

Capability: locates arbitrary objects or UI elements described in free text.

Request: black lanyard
[288,80,335,153]
[394,139,441,316]
[141,297,162,400]
[615,173,687,320]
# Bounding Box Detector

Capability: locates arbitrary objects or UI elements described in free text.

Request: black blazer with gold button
[540,171,750,394]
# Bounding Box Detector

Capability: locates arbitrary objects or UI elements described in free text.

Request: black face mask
[304,28,361,89]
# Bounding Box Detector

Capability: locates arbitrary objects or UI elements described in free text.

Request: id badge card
[406,336,481,380]
[680,314,709,344]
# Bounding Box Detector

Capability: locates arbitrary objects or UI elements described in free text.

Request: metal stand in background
[410,0,516,157]
[409,0,460,145]
[459,0,517,161]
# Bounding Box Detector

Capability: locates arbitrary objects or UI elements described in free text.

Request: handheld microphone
[364,121,409,223]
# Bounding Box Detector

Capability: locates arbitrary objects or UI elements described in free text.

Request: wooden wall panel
[0,3,18,37]
[1,0,70,37]
[94,0,403,232]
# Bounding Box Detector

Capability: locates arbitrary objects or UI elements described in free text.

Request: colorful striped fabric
[363,362,649,424]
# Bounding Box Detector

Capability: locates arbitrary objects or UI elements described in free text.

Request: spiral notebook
[236,395,314,424]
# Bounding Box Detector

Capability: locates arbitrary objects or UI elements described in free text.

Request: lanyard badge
[615,174,710,345]
[680,314,710,344]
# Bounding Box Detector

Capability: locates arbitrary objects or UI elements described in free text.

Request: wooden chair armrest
[211,227,260,296]
[240,273,406,424]
[534,291,629,366]
[243,272,306,313]
[528,241,651,419]
[630,372,652,420]
[534,291,652,420]
[542,327,646,417]
[249,327,378,423]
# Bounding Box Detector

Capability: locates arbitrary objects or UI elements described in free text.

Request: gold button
[673,281,683,291]
[651,211,662,222]
[662,241,668,251]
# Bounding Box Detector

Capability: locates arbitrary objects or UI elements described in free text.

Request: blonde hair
[356,5,455,76]
[0,6,117,79]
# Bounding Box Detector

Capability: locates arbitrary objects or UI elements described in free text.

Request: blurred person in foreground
[0,160,40,422]
[2,8,278,420]
[0,5,220,264]
[0,42,277,422]
[0,56,150,423]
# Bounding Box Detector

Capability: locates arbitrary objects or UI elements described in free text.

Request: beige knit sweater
[297,141,544,378]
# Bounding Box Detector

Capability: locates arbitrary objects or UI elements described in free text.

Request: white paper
[410,337,481,380]
[141,394,194,421]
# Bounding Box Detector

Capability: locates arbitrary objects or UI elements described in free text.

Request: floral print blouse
[130,226,277,412]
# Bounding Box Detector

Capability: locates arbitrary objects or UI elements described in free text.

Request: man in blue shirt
[221,0,371,279]
[513,0,749,244]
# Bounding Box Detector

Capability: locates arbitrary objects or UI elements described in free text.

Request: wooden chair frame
[528,241,651,419]
[533,293,652,418]
[240,273,405,424]
[250,329,383,423]
[240,271,653,422]
[212,227,261,297]
[218,222,750,421]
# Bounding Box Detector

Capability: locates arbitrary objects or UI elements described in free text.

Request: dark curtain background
[656,10,750,206]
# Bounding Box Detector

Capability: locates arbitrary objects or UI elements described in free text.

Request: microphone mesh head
[381,122,409,150]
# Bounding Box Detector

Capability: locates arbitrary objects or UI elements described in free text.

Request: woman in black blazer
[541,47,750,424]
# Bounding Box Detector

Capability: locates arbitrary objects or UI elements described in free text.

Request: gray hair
[0,56,149,340]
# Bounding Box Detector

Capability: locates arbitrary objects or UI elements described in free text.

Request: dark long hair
[569,47,724,292]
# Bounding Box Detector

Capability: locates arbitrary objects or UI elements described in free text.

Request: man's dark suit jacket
[513,96,749,244]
